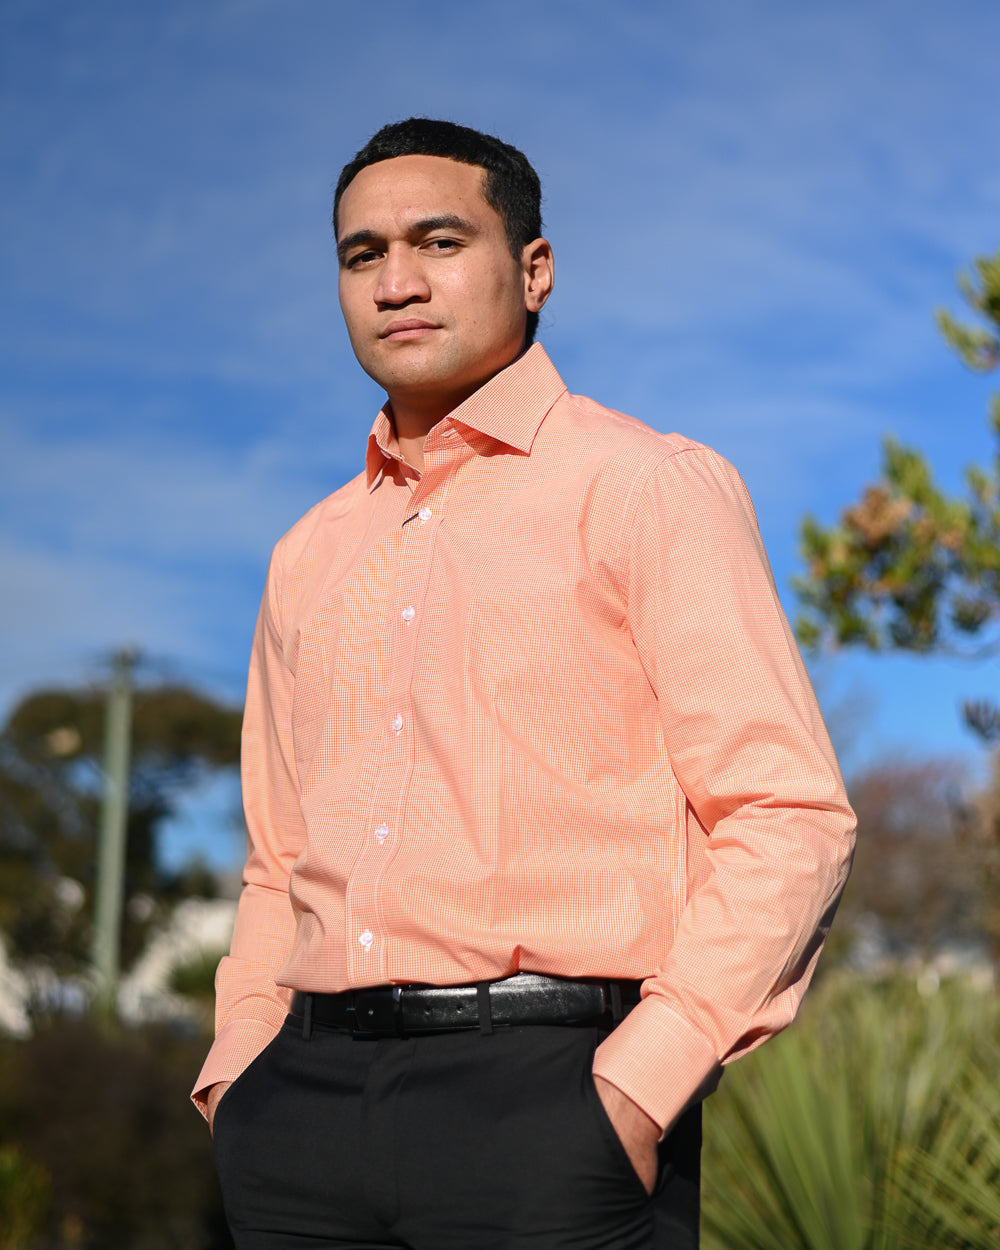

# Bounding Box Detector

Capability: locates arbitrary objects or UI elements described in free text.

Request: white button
[375,823,388,843]
[401,605,415,622]
[392,713,403,734]
[359,930,374,950]
[418,507,432,523]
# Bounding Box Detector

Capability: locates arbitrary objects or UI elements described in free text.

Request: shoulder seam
[267,543,286,645]
[620,449,672,597]
[619,444,727,596]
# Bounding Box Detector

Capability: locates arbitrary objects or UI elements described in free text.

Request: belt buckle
[349,986,404,1038]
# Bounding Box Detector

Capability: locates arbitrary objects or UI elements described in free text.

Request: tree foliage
[795,249,1000,743]
[826,757,986,964]
[0,677,242,977]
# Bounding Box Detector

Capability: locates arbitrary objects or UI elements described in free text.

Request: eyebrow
[337,215,481,264]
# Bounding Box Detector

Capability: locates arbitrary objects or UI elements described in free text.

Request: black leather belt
[289,973,642,1038]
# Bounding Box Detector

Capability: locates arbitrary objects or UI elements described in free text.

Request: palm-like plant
[701,974,1000,1249]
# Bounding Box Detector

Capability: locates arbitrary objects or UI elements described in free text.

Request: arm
[592,447,856,1138]
[192,547,306,1118]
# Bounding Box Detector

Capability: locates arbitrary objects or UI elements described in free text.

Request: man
[195,118,855,1249]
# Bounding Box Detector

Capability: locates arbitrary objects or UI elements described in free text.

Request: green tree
[0,672,242,979]
[795,249,1000,743]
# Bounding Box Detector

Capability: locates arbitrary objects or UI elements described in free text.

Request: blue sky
[2,1,998,864]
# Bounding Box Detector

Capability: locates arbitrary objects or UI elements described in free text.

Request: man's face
[337,154,549,421]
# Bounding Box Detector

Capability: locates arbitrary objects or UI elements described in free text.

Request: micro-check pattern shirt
[193,343,855,1134]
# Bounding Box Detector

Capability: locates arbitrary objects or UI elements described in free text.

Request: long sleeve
[191,547,305,1114]
[190,348,855,1130]
[591,447,855,1135]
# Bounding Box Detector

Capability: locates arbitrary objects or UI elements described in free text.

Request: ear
[521,238,554,312]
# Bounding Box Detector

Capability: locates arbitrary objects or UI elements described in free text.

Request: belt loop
[609,981,624,1025]
[477,982,494,1036]
[302,992,313,1040]
[392,985,404,1036]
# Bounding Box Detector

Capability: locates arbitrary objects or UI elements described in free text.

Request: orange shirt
[193,344,855,1133]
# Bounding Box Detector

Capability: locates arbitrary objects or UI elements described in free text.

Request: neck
[388,395,458,475]
[385,344,530,473]
[386,377,498,474]
[395,422,428,474]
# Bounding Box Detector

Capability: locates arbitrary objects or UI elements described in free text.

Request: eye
[345,248,380,269]
[425,237,460,253]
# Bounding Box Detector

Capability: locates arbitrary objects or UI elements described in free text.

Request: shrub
[0,1145,50,1250]
[701,974,1000,1249]
[0,1017,230,1249]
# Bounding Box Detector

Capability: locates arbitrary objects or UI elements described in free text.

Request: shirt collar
[365,343,567,488]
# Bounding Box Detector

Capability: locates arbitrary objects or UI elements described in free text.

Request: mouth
[380,319,440,341]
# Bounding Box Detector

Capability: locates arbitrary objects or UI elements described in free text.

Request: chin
[371,354,468,395]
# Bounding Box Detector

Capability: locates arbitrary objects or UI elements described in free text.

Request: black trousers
[213,1015,701,1249]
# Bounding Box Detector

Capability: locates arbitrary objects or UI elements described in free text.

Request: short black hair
[334,118,544,346]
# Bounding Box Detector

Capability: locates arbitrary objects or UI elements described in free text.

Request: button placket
[389,487,435,739]
[347,471,452,984]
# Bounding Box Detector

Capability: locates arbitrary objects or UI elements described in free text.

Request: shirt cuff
[591,994,722,1137]
[190,1018,281,1120]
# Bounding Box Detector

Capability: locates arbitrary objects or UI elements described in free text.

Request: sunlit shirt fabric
[193,344,856,1134]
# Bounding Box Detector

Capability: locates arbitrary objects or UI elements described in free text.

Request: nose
[374,243,431,307]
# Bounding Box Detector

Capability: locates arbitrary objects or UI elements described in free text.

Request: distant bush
[0,1145,50,1250]
[0,1017,230,1249]
[168,949,225,1003]
[701,973,1000,1249]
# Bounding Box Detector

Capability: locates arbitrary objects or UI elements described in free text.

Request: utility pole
[91,648,136,1015]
